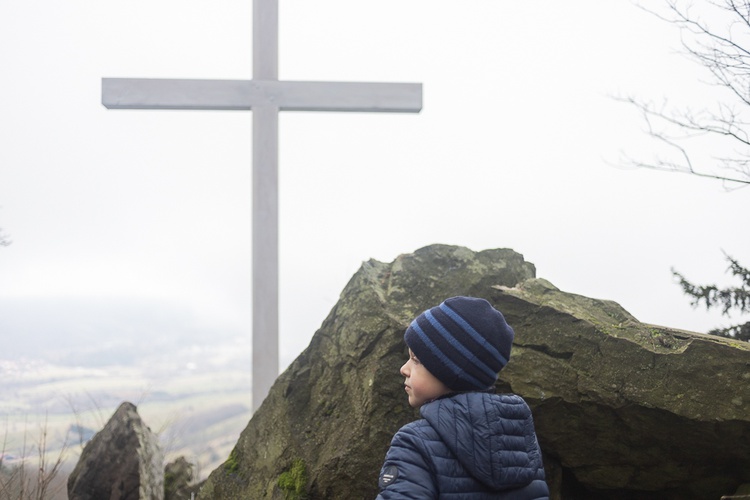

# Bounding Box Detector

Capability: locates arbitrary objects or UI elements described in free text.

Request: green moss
[224,447,240,474]
[164,471,175,494]
[277,458,308,500]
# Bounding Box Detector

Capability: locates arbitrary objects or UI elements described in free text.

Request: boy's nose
[400,361,409,377]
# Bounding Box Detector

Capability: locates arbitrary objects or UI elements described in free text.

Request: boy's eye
[411,355,420,364]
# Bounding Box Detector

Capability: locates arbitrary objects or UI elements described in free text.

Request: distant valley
[0,297,256,480]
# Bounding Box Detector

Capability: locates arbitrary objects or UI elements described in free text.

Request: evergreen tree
[673,254,750,341]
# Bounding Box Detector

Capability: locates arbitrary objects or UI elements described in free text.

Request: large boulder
[68,401,164,500]
[198,244,750,499]
[495,278,750,499]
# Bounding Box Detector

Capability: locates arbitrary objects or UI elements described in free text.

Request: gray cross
[102,0,422,411]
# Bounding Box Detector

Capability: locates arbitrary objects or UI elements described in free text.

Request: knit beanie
[403,296,514,392]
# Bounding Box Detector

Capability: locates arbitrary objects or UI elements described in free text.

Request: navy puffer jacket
[377,392,549,499]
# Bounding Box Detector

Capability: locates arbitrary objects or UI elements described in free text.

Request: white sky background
[0,0,748,371]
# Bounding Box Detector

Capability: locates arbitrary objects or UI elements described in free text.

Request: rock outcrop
[198,244,750,499]
[495,278,750,499]
[68,401,164,500]
[165,456,194,500]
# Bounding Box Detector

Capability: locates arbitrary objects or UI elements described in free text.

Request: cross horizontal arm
[102,78,422,113]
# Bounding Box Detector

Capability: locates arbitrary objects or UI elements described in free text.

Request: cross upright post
[251,0,281,415]
[102,0,422,412]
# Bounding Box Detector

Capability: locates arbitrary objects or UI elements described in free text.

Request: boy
[377,296,550,499]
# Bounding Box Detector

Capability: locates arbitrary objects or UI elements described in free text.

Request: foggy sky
[0,0,747,372]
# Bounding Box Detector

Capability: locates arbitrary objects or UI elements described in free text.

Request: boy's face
[400,348,451,408]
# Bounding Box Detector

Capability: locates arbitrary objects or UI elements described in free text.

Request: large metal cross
[102,0,422,411]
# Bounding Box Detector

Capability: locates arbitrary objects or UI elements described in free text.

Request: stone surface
[165,456,194,500]
[68,401,164,500]
[494,278,750,499]
[198,244,750,499]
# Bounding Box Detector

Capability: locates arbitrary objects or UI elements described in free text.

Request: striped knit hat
[404,296,514,391]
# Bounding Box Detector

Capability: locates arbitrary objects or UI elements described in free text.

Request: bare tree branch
[622,0,750,186]
[614,94,750,185]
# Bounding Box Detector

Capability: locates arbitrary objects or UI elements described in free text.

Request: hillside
[0,298,255,482]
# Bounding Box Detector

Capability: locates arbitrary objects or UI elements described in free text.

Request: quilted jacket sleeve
[376,423,436,499]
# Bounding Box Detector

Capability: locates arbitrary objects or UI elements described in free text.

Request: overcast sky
[1,0,748,372]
